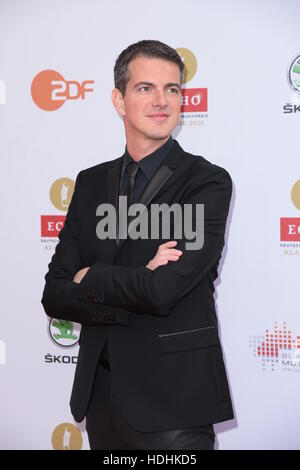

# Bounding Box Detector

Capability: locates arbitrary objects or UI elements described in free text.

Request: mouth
[147,113,170,122]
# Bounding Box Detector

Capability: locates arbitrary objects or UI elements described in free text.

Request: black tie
[117,160,139,244]
[125,160,139,206]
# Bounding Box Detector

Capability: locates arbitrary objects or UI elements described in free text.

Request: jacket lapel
[116,164,174,250]
[107,156,123,209]
[106,140,185,253]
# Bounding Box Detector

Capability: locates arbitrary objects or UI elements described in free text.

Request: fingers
[158,241,182,253]
[156,240,183,261]
[167,255,181,261]
[161,248,182,256]
[158,240,178,249]
[156,250,183,262]
[147,240,183,271]
[159,248,182,257]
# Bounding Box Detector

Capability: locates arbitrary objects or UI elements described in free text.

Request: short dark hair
[114,39,184,96]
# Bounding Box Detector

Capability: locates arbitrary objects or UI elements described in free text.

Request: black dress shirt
[99,135,175,369]
[119,135,174,203]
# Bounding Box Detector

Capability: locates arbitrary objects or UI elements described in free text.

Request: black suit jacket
[41,139,234,431]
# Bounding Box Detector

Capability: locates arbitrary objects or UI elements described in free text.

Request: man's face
[117,56,181,142]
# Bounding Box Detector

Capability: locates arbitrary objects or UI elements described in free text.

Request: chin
[143,127,173,141]
[150,132,170,140]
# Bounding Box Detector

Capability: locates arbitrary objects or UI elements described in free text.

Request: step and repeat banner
[0,0,299,450]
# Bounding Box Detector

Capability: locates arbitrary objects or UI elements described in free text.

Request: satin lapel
[115,139,185,252]
[116,164,174,250]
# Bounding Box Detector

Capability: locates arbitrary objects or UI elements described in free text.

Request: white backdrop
[1,0,300,450]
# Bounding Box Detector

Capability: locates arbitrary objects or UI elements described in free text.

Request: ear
[111,88,126,116]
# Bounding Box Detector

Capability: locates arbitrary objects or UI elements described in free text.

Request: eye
[169,87,179,94]
[139,86,150,92]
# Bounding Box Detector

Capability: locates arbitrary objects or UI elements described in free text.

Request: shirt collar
[121,136,174,180]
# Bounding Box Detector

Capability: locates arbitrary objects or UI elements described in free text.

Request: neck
[125,134,170,162]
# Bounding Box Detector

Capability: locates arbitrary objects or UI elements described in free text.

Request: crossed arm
[73,240,182,284]
[41,166,232,326]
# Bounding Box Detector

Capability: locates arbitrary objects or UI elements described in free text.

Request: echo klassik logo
[41,177,74,254]
[50,178,74,212]
[52,423,83,450]
[31,69,94,111]
[176,47,208,126]
[280,179,300,255]
[177,47,198,85]
[41,178,74,240]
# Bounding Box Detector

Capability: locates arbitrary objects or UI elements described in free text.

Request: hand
[73,267,90,284]
[146,240,182,271]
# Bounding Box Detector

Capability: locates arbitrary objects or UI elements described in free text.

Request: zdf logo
[31,69,94,111]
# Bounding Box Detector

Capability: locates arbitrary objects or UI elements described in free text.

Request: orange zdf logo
[31,69,94,111]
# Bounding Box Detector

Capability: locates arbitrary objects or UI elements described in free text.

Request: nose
[152,89,168,108]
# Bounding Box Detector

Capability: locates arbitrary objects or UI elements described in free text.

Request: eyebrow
[133,81,181,90]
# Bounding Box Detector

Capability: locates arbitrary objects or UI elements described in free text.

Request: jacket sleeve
[41,171,133,327]
[75,166,233,317]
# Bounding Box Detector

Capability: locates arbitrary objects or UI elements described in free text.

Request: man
[41,40,234,450]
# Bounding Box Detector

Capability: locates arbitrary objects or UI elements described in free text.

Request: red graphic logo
[41,215,65,237]
[280,217,300,241]
[31,70,94,111]
[257,322,300,358]
[250,321,300,372]
[181,88,207,113]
